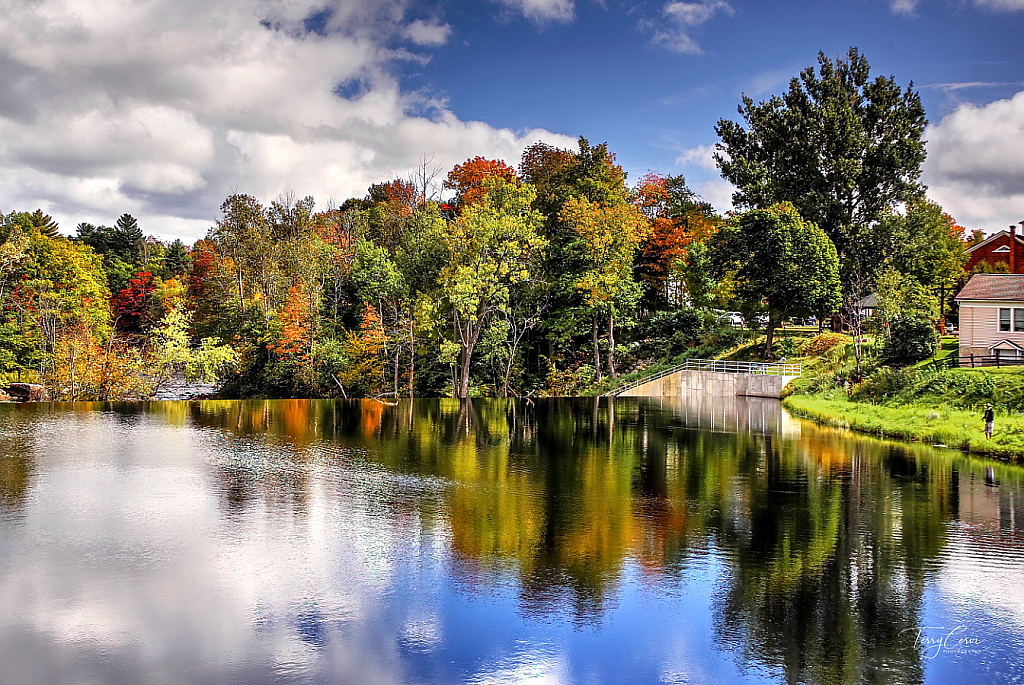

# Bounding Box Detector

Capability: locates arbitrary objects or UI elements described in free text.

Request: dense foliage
[0,48,974,398]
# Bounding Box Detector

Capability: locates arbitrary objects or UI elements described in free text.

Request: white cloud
[0,0,575,240]
[922,90,1024,233]
[675,144,718,172]
[651,1,734,55]
[890,0,918,15]
[493,0,576,24]
[695,178,735,215]
[975,0,1024,10]
[403,19,451,45]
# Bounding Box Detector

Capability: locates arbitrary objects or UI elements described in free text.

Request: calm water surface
[1,396,1023,684]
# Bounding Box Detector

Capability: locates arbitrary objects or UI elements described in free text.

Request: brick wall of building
[965,231,1024,274]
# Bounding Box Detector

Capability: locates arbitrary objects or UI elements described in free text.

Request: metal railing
[606,358,802,397]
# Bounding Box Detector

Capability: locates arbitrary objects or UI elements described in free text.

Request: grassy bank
[783,392,1024,461]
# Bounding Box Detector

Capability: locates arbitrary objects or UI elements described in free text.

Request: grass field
[783,392,1024,461]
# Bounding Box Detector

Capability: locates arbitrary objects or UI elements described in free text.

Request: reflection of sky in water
[0,400,1022,684]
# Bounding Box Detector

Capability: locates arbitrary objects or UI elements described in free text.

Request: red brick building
[965,225,1024,274]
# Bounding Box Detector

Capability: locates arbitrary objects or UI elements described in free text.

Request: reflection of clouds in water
[399,612,443,652]
[0,413,415,683]
[468,645,568,685]
[936,527,1024,630]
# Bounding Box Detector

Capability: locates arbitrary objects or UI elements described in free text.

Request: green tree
[560,197,648,379]
[28,210,60,238]
[438,177,546,398]
[152,303,238,384]
[115,213,144,262]
[712,203,841,357]
[163,239,191,278]
[715,48,927,288]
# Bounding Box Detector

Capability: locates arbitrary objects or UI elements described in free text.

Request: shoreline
[782,393,1024,463]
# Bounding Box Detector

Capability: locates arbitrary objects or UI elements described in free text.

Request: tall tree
[560,197,648,379]
[114,213,144,262]
[715,48,927,287]
[439,177,546,398]
[28,210,60,238]
[163,239,191,278]
[631,173,717,309]
[711,203,842,357]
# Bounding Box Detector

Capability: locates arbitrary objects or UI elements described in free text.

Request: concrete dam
[610,359,801,399]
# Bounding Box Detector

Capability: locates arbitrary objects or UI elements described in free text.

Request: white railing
[606,358,802,397]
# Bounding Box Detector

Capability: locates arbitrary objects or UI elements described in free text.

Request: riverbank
[783,393,1024,461]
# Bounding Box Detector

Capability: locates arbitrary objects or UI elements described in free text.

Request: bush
[545,363,597,396]
[797,332,847,357]
[633,307,742,361]
[881,317,937,366]
[850,366,916,401]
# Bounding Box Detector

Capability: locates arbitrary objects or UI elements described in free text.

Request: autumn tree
[444,157,518,212]
[519,137,633,367]
[631,173,717,309]
[438,177,546,398]
[111,271,156,334]
[560,197,648,379]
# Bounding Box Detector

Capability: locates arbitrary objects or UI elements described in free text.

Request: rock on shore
[151,373,219,401]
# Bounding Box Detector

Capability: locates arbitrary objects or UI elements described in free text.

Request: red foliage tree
[632,173,716,307]
[111,271,156,334]
[443,157,518,212]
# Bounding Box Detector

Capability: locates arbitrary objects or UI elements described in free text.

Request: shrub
[881,317,937,366]
[635,308,705,358]
[545,363,597,396]
[850,366,916,401]
[798,333,847,357]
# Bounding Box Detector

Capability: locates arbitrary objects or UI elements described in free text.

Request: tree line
[0,48,969,400]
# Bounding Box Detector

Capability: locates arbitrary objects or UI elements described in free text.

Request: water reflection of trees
[180,397,1021,684]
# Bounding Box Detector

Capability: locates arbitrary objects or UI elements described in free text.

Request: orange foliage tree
[631,173,716,309]
[443,157,518,212]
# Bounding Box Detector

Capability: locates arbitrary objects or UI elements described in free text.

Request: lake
[1,395,1022,684]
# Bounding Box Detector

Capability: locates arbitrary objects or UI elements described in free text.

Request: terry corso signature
[903,626,986,660]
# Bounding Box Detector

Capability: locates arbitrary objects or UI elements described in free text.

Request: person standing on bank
[984,403,995,439]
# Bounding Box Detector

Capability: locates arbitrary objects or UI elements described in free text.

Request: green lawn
[783,392,1024,461]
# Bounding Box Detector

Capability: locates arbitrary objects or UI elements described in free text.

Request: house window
[1017,308,1024,332]
[1000,308,1011,331]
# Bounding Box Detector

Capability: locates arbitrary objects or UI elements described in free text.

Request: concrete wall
[618,369,798,399]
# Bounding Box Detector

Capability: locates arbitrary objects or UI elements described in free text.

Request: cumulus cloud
[403,19,451,45]
[675,144,718,172]
[492,0,576,24]
[0,0,574,240]
[652,0,734,54]
[695,178,735,215]
[922,90,1024,233]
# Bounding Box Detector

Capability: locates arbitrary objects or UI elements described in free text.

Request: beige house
[955,274,1024,363]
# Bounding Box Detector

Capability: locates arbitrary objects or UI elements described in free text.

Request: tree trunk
[764,315,777,359]
[458,344,473,398]
[607,310,617,379]
[592,312,603,382]
[394,344,400,398]
[408,317,415,398]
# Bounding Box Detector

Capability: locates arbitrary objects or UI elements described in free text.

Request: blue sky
[1,0,1022,240]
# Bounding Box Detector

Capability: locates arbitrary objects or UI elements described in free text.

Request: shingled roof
[956,274,1024,301]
